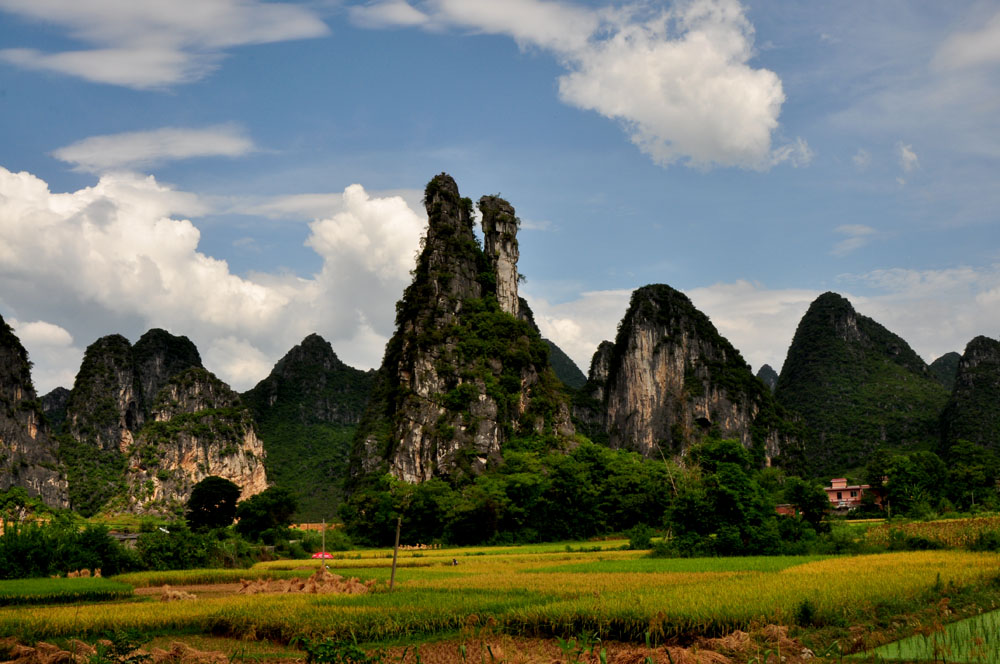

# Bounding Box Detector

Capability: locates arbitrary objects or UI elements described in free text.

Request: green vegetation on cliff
[941,336,1000,451]
[350,174,573,485]
[929,351,961,391]
[775,292,949,477]
[544,339,587,390]
[243,334,374,521]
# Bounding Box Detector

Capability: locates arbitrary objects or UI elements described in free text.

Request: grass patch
[0,577,132,606]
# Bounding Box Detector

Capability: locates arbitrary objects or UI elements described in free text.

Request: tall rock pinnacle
[350,174,573,484]
[480,195,520,317]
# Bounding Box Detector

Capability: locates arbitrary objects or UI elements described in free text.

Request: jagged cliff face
[127,368,267,514]
[243,334,374,520]
[59,329,265,515]
[66,335,143,454]
[591,285,789,464]
[0,315,69,507]
[941,336,1000,450]
[775,292,949,475]
[353,174,573,484]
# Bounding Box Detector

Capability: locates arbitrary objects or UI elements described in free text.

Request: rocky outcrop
[127,368,267,514]
[480,195,520,317]
[65,335,143,454]
[132,328,203,416]
[775,292,949,475]
[351,174,573,484]
[756,364,779,392]
[940,336,1000,450]
[243,334,374,520]
[0,316,69,507]
[590,285,791,464]
[929,351,962,392]
[587,341,614,404]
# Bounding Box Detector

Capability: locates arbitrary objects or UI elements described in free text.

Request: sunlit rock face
[125,368,267,514]
[592,284,791,464]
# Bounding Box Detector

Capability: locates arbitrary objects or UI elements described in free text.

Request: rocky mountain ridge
[58,329,266,515]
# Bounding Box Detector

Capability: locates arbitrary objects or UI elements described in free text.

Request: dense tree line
[340,439,835,553]
[0,480,303,579]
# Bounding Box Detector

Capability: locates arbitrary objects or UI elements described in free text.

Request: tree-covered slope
[242,334,374,521]
[929,351,962,391]
[941,336,1000,451]
[544,339,587,390]
[775,292,949,476]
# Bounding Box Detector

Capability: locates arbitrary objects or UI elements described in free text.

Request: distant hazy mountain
[756,364,779,392]
[929,352,962,392]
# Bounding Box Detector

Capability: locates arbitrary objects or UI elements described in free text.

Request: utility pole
[389,515,402,590]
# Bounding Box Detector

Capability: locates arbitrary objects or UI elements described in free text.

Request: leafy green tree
[783,477,830,532]
[186,476,241,531]
[874,451,947,516]
[135,522,210,570]
[667,439,778,556]
[945,440,999,510]
[235,487,299,543]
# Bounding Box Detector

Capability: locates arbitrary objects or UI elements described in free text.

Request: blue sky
[1,0,998,393]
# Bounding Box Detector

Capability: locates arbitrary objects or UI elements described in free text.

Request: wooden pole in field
[389,515,402,590]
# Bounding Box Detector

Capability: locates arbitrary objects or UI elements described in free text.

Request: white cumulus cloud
[0,0,328,88]
[351,0,806,170]
[0,166,425,393]
[52,126,255,173]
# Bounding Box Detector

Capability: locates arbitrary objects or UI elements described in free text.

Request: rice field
[3,544,1000,656]
[870,608,1000,662]
[0,577,133,606]
[866,515,1000,548]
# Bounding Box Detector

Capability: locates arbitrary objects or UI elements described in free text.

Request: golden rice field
[865,515,1000,548]
[4,541,1000,652]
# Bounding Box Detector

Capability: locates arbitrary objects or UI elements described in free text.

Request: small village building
[824,478,882,510]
